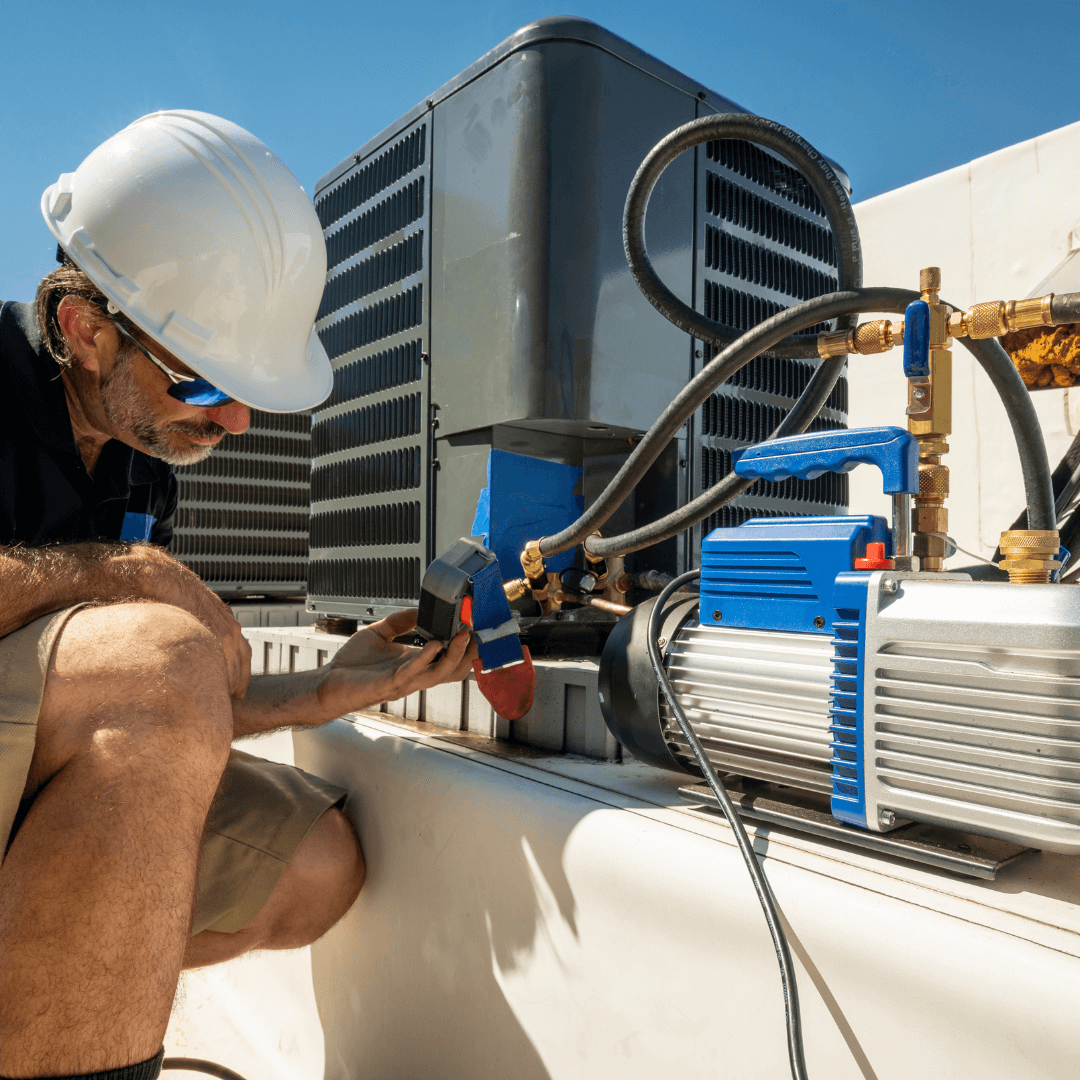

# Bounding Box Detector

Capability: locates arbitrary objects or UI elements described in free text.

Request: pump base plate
[678,779,1033,880]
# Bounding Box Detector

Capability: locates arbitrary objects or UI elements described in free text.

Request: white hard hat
[41,110,332,413]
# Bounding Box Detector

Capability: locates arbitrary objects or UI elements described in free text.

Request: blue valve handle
[731,425,919,495]
[903,300,930,379]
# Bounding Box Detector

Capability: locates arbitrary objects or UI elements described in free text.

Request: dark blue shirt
[0,301,176,548]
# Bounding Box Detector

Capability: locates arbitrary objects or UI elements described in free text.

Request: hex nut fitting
[999,529,1060,584]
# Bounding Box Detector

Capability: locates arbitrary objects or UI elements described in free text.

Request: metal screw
[427,98,435,109]
[813,615,826,629]
[881,578,898,594]
[712,609,722,622]
[695,349,703,359]
[912,387,927,400]
[879,809,896,828]
[657,637,666,649]
[697,90,706,100]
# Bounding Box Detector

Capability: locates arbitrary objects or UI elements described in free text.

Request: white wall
[849,120,1080,559]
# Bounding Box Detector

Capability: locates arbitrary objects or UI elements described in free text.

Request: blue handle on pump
[731,426,920,494]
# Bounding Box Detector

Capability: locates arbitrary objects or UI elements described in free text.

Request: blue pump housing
[699,515,880,828]
[699,515,887,635]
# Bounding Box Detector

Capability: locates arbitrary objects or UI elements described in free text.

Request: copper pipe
[552,591,632,616]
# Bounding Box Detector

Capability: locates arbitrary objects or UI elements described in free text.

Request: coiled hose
[539,113,862,561]
[537,115,1055,561]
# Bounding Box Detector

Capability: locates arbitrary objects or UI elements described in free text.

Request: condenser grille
[310,119,431,617]
[704,173,834,264]
[701,392,846,441]
[316,126,426,229]
[312,393,423,455]
[311,447,422,502]
[725,354,848,411]
[177,479,309,509]
[308,557,421,601]
[170,409,311,595]
[694,130,846,543]
[311,502,422,548]
[705,226,837,302]
[318,233,425,320]
[321,285,423,360]
[326,339,424,407]
[326,178,426,270]
[706,139,826,215]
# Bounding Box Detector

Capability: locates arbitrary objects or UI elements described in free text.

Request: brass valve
[817,291,1059,359]
[999,530,1060,585]
[908,269,952,572]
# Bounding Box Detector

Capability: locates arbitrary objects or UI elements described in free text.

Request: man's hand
[315,609,477,720]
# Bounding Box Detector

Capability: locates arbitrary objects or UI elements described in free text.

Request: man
[0,111,474,1080]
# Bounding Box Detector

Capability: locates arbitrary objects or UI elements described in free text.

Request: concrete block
[464,676,494,737]
[424,681,464,731]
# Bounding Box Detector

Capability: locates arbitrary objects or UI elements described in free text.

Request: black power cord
[647,571,808,1080]
[161,1059,249,1079]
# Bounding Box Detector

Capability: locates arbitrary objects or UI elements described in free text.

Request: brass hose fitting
[999,530,1060,584]
[521,539,545,580]
[503,578,528,602]
[520,539,550,602]
[948,294,1055,340]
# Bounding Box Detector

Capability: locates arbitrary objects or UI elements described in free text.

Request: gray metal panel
[429,40,695,437]
[171,410,310,596]
[862,574,1080,853]
[308,118,433,620]
[315,17,745,197]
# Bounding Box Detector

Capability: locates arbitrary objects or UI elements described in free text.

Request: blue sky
[4,0,1079,303]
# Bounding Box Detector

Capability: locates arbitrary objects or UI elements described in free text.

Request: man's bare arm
[0,541,251,696]
[233,609,476,737]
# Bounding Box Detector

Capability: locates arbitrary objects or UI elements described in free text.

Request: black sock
[0,1047,164,1080]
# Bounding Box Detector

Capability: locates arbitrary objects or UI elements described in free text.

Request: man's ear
[55,296,109,373]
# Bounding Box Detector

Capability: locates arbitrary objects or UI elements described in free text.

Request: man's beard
[101,351,228,466]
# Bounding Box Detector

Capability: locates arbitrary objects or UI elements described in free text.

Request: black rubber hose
[538,114,862,561]
[1051,291,1080,325]
[585,290,1057,557]
[623,114,862,358]
[647,571,809,1080]
[960,336,1055,531]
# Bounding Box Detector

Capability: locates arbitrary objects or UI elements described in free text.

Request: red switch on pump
[854,542,894,570]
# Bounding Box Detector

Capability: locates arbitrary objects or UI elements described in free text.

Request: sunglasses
[112,322,234,407]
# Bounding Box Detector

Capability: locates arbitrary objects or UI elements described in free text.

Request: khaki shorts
[0,606,347,936]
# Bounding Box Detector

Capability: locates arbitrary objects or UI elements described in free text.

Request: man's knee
[268,809,365,950]
[30,602,233,797]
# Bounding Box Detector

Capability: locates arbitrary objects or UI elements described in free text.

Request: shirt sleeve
[151,470,178,549]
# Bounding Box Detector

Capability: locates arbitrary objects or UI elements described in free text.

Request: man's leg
[0,603,234,1079]
[183,807,364,970]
